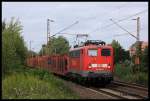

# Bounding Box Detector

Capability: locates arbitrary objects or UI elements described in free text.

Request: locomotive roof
[70,44,113,51]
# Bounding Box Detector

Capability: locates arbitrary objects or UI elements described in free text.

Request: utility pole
[47,19,54,45]
[42,44,45,56]
[32,48,34,58]
[110,17,141,72]
[133,17,140,41]
[29,41,32,58]
[132,17,140,71]
[30,41,31,52]
[47,19,54,55]
[29,41,34,58]
[41,46,43,56]
[137,17,140,41]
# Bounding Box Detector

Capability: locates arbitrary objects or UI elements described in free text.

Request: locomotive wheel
[76,74,84,84]
[80,77,90,87]
[76,77,81,84]
[79,77,85,85]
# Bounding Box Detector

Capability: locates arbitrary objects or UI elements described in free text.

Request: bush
[114,63,148,86]
[124,60,131,67]
[136,72,148,86]
[2,67,80,99]
[114,63,132,79]
[2,18,27,76]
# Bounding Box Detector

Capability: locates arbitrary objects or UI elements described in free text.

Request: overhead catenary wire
[77,2,130,23]
[110,18,138,39]
[55,2,129,37]
[101,27,145,40]
[53,33,78,36]
[50,5,147,45]
[117,9,147,22]
[51,21,79,37]
[50,3,136,38]
[89,9,148,34]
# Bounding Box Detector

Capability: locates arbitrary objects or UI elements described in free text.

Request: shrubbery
[2,18,28,77]
[140,46,148,72]
[2,66,79,99]
[111,40,148,86]
[114,63,148,86]
[111,40,130,64]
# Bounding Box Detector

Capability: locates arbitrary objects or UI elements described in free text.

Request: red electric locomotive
[66,40,114,84]
[26,40,114,84]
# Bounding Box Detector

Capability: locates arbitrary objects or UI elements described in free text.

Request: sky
[2,2,148,52]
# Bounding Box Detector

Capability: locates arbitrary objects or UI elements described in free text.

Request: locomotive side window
[101,49,111,56]
[69,50,80,57]
[88,49,97,56]
[48,59,51,64]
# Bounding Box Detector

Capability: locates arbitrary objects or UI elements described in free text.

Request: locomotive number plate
[91,64,97,67]
[97,64,107,67]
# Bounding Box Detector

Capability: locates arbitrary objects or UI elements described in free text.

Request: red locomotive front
[68,40,114,84]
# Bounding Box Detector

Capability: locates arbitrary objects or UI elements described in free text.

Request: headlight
[89,66,92,68]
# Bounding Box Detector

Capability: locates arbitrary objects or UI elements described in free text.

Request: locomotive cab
[68,40,114,84]
[84,45,114,82]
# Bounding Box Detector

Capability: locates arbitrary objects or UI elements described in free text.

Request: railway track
[96,80,149,99]
[112,80,148,91]
[109,80,148,98]
[51,74,148,99]
[88,87,141,99]
[72,80,148,99]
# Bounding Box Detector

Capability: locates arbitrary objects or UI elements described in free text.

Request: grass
[2,65,80,99]
[114,63,148,86]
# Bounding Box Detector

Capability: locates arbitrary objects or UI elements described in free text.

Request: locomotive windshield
[101,49,111,56]
[88,49,97,56]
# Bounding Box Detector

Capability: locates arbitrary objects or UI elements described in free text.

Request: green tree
[121,49,130,61]
[39,36,70,55]
[27,50,37,57]
[50,36,70,55]
[2,20,6,31]
[2,18,28,76]
[111,40,130,64]
[111,40,122,64]
[2,27,17,74]
[39,44,47,56]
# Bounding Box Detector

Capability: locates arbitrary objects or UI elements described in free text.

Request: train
[26,40,114,84]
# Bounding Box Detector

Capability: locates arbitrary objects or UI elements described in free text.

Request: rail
[112,80,148,91]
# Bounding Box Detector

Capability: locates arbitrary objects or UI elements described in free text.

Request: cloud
[2,2,148,52]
